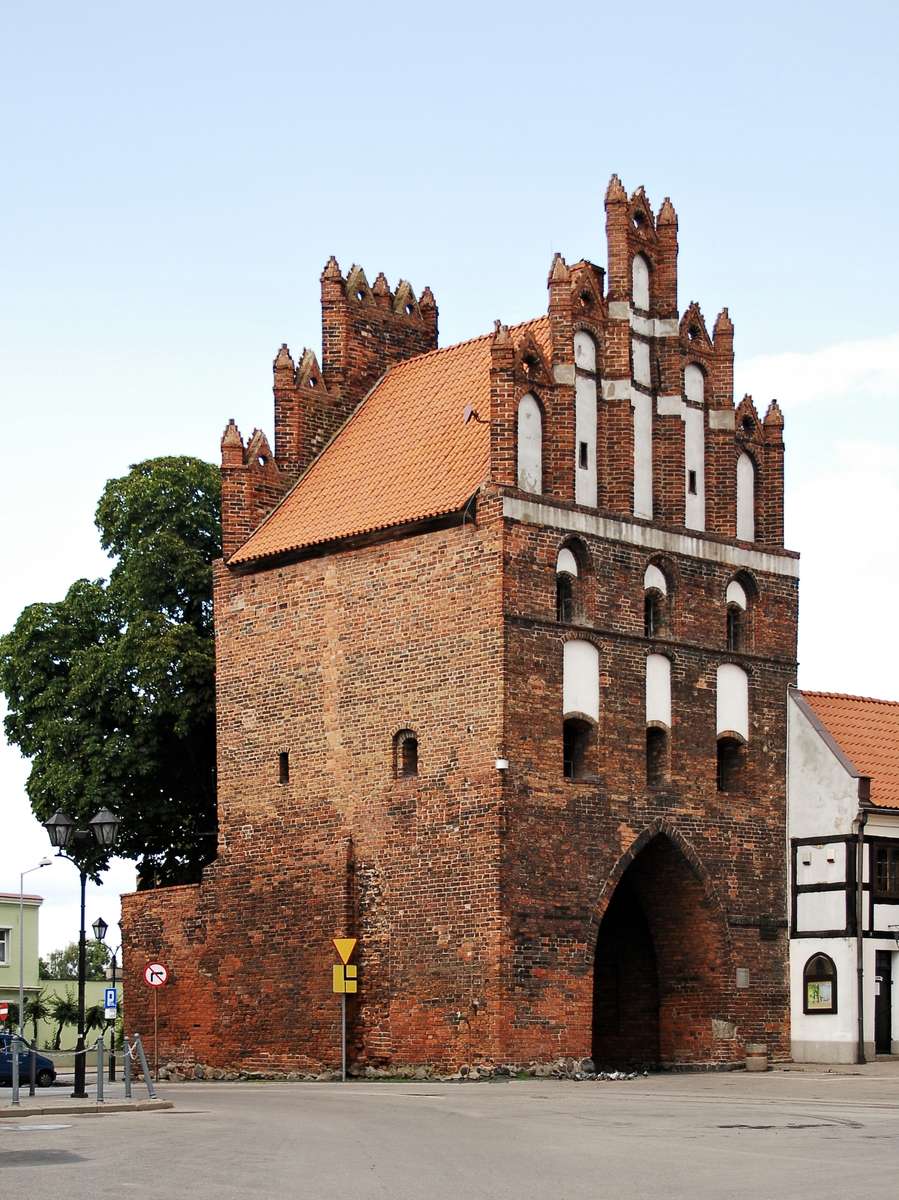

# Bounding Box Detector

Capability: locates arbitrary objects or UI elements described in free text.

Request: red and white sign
[0,1002,8,1022]
[143,962,169,987]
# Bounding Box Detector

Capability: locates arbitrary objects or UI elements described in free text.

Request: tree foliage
[39,941,111,981]
[24,991,50,1043]
[1,457,220,885]
[47,990,79,1050]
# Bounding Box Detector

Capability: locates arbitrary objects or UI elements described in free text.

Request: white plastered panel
[632,391,653,519]
[632,338,651,387]
[684,363,705,404]
[684,406,705,531]
[726,580,748,610]
[575,371,598,507]
[556,548,578,576]
[632,255,650,310]
[737,453,755,541]
[517,394,542,494]
[716,663,749,740]
[645,653,672,727]
[563,640,599,722]
[796,891,847,933]
[574,330,596,372]
[643,563,667,594]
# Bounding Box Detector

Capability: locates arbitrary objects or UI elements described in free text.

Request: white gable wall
[788,697,858,840]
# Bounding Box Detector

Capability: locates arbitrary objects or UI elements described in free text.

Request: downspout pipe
[854,787,870,1065]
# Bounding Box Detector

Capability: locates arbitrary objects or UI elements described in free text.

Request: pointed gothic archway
[591,827,733,1069]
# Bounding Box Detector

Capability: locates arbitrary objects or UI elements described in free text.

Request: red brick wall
[498,512,797,1065]
[123,502,508,1072]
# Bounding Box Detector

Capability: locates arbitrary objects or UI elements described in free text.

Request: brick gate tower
[122,178,798,1073]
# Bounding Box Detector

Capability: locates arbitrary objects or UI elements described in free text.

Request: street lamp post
[18,858,51,1042]
[42,807,120,1099]
[91,915,120,1081]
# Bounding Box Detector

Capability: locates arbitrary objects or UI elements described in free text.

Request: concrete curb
[0,1100,173,1119]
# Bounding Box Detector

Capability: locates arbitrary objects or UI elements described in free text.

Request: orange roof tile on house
[229,318,550,566]
[801,691,899,809]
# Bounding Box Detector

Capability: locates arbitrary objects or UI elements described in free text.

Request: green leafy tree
[24,990,50,1043]
[48,990,79,1050]
[84,1003,107,1036]
[39,941,111,981]
[0,457,220,885]
[2,1001,20,1028]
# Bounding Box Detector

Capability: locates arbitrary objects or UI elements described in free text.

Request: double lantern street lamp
[42,807,120,1099]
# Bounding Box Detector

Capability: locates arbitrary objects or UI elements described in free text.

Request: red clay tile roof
[230,318,550,566]
[801,691,899,809]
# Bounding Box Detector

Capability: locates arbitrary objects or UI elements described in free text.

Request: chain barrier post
[11,1034,20,1106]
[133,1033,157,1100]
[124,1035,133,1099]
[96,1036,105,1103]
[29,1045,37,1097]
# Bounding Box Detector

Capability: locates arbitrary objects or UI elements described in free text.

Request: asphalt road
[2,1070,898,1199]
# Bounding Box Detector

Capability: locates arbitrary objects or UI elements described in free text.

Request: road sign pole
[154,989,159,1081]
[11,1034,19,1106]
[341,992,346,1082]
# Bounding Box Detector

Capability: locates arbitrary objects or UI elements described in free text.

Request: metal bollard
[124,1035,132,1099]
[96,1036,105,1103]
[29,1046,37,1097]
[133,1034,157,1100]
[11,1036,20,1106]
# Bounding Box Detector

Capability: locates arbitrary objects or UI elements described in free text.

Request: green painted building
[0,891,42,1015]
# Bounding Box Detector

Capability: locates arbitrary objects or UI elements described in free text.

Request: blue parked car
[0,1033,56,1087]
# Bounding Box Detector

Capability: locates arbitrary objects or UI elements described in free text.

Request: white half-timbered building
[789,689,899,1062]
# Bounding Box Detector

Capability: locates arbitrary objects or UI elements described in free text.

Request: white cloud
[740,332,899,700]
[736,332,899,409]
[790,440,899,699]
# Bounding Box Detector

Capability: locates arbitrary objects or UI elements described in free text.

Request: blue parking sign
[104,987,117,1010]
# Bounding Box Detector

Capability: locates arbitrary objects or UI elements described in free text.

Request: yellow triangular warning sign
[333,937,357,964]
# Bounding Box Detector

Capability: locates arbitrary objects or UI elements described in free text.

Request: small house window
[394,730,419,778]
[687,470,697,495]
[643,563,669,639]
[557,574,574,623]
[563,717,593,780]
[556,544,584,624]
[725,578,751,652]
[873,844,899,899]
[726,606,742,652]
[644,591,663,638]
[646,726,668,787]
[278,751,290,784]
[0,928,9,965]
[803,953,837,1015]
[716,736,745,793]
[579,441,589,470]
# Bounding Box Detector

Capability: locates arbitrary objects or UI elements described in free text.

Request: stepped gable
[801,691,899,809]
[229,317,551,566]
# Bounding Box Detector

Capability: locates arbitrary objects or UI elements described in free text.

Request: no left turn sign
[144,962,169,987]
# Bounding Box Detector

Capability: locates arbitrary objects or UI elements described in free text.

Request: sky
[1,0,898,955]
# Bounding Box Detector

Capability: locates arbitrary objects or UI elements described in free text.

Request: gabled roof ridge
[382,314,547,372]
[226,315,550,564]
[801,690,899,707]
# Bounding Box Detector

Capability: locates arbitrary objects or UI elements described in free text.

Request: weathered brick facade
[122,178,798,1073]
